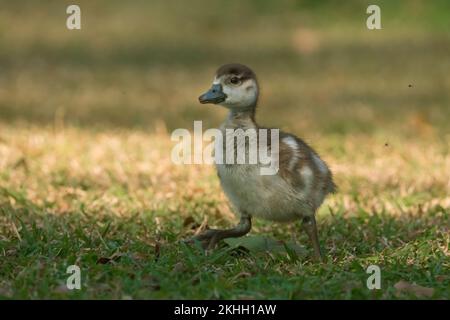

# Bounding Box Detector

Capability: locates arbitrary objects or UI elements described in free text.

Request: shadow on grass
[1,187,448,299]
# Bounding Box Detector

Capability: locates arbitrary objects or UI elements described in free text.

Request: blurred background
[1,0,449,300]
[1,0,449,136]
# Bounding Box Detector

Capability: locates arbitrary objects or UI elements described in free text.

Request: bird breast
[215,128,320,222]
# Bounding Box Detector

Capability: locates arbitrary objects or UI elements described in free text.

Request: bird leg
[192,215,252,250]
[302,215,323,261]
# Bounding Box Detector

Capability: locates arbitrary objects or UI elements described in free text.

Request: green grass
[1,187,448,299]
[0,1,449,299]
[0,186,448,299]
[0,127,448,299]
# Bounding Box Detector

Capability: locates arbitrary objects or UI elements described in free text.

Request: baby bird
[195,63,336,260]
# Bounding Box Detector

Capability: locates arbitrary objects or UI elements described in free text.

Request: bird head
[199,63,259,111]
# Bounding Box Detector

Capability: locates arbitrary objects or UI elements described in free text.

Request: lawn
[0,0,449,299]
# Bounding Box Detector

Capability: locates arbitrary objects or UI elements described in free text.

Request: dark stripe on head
[216,63,257,81]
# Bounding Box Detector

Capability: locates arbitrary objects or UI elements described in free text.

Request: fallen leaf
[394,280,434,298]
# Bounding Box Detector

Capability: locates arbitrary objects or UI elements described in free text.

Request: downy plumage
[194,63,336,260]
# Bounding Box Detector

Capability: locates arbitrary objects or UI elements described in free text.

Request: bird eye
[230,77,241,85]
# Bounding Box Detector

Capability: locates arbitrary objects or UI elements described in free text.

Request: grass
[0,126,448,299]
[0,1,449,299]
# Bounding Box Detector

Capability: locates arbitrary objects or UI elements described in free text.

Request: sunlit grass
[0,125,448,299]
[0,0,449,299]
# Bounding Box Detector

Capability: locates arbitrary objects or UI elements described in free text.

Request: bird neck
[227,106,257,127]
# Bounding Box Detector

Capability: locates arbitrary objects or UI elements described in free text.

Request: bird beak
[198,84,227,104]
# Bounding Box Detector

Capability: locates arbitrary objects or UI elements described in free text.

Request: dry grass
[1,124,449,299]
[0,0,449,299]
[1,125,449,220]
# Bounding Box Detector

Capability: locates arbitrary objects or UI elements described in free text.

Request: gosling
[195,63,336,260]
